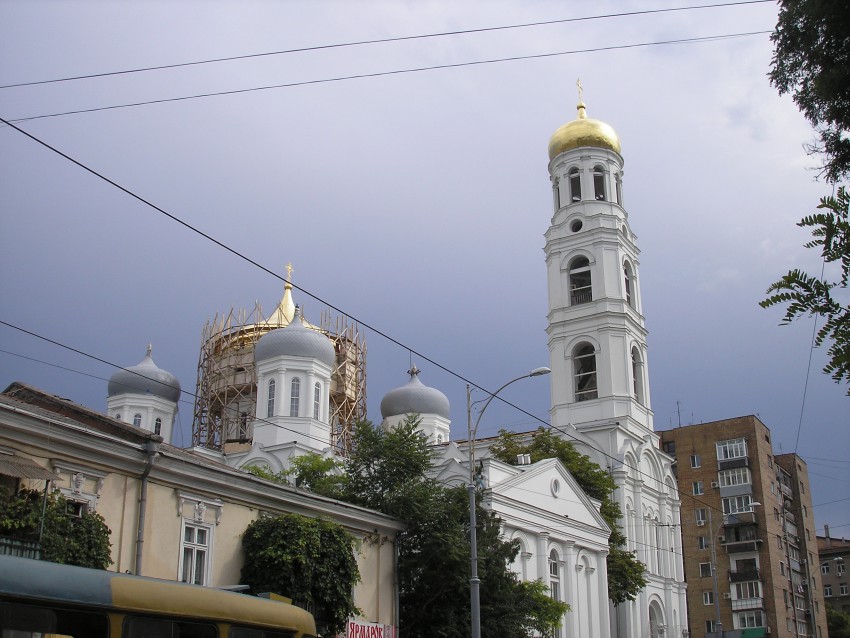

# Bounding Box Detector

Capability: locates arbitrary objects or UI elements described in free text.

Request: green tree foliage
[761,187,850,393]
[0,488,112,569]
[489,428,648,603]
[241,513,360,638]
[827,603,850,638]
[244,454,345,495]
[769,0,850,182]
[339,416,569,638]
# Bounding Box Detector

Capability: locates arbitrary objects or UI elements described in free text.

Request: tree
[244,453,345,496]
[338,416,569,638]
[241,513,360,638]
[769,0,850,182]
[0,487,112,569]
[761,187,850,393]
[827,603,850,638]
[489,428,648,603]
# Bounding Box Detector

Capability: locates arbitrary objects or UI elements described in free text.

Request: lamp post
[467,367,550,638]
[708,502,760,638]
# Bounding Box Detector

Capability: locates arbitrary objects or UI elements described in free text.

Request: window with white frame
[267,379,275,418]
[690,454,701,468]
[548,549,560,601]
[722,495,755,514]
[290,377,300,417]
[700,563,712,578]
[133,414,142,427]
[716,438,747,460]
[154,417,162,436]
[838,563,846,575]
[568,167,581,202]
[631,346,644,404]
[698,536,708,550]
[573,343,597,401]
[180,522,211,586]
[623,262,634,308]
[841,583,848,595]
[718,467,751,487]
[705,621,719,634]
[313,382,321,420]
[703,591,714,605]
[696,508,706,525]
[735,611,764,628]
[824,585,832,597]
[569,257,593,305]
[693,481,704,495]
[735,581,761,599]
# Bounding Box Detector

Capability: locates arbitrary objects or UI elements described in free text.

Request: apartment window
[781,562,787,576]
[767,455,773,468]
[180,522,211,586]
[569,257,593,305]
[736,581,761,599]
[690,454,701,468]
[771,481,776,495]
[722,495,755,514]
[735,611,764,628]
[703,591,714,605]
[154,417,162,436]
[778,536,784,550]
[824,585,832,597]
[313,382,321,420]
[698,536,708,550]
[800,481,805,494]
[803,505,808,517]
[706,621,718,634]
[841,583,849,595]
[568,167,581,202]
[693,481,704,496]
[718,467,751,487]
[696,509,706,525]
[716,438,747,460]
[290,377,301,417]
[573,343,598,401]
[662,441,676,455]
[838,563,846,575]
[548,549,561,616]
[133,413,142,427]
[267,379,276,417]
[700,563,712,578]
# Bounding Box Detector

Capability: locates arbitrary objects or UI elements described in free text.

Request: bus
[0,554,317,638]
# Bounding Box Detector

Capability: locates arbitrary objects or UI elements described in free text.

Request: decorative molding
[177,490,224,525]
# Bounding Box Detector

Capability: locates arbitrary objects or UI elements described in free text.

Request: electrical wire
[0,0,774,90]
[5,31,770,124]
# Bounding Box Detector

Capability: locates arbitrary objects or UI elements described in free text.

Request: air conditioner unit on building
[723,593,732,599]
[697,520,706,526]
[711,481,719,488]
[718,535,726,543]
[766,628,771,634]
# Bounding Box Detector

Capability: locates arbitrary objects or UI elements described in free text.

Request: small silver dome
[254,307,335,366]
[108,346,181,403]
[381,366,450,419]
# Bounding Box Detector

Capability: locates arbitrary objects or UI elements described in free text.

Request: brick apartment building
[818,525,850,615]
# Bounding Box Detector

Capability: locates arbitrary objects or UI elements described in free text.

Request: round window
[551,478,561,497]
[570,219,583,232]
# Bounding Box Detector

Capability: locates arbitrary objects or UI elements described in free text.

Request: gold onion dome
[548,101,621,160]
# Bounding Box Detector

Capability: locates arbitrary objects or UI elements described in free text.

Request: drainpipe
[135,438,161,575]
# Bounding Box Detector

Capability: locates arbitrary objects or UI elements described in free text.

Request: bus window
[0,602,108,637]
[230,629,296,638]
[125,616,217,638]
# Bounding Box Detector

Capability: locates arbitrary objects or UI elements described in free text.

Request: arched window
[632,346,645,405]
[133,414,142,428]
[436,434,443,444]
[290,377,301,417]
[568,167,581,202]
[548,549,561,618]
[154,417,162,436]
[615,172,623,205]
[574,343,598,402]
[569,256,592,305]
[623,261,634,308]
[313,382,321,420]
[593,165,607,200]
[267,379,276,418]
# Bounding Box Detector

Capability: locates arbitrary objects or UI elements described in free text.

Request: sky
[1,1,847,535]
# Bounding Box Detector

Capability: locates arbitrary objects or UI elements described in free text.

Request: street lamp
[708,502,760,638]
[466,367,550,638]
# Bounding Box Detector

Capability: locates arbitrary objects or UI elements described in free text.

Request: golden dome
[548,101,621,160]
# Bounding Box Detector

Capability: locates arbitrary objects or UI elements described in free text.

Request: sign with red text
[344,619,395,638]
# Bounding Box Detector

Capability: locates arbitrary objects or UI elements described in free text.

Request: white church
[91,93,688,638]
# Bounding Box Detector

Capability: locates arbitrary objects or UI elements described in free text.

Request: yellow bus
[0,554,317,638]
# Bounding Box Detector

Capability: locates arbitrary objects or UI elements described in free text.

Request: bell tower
[544,87,652,436]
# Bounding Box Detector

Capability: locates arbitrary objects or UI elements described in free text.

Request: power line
[5,30,770,124]
[0,0,774,90]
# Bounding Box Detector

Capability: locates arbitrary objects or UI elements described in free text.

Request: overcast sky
[1,1,847,535]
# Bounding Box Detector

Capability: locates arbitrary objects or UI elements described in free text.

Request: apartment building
[659,416,827,638]
[818,525,850,614]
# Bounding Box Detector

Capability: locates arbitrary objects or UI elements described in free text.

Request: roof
[0,453,54,480]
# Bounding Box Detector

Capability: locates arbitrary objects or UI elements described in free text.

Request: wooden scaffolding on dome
[191,297,366,457]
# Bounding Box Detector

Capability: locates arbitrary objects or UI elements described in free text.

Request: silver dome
[254,307,335,366]
[381,366,450,419]
[108,346,181,402]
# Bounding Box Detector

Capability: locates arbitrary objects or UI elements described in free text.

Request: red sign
[345,620,395,638]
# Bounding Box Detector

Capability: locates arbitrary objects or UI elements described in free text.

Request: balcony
[718,456,749,470]
[779,483,793,498]
[731,597,765,611]
[724,539,762,554]
[729,568,760,583]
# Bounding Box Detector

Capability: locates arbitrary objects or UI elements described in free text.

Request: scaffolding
[192,287,366,456]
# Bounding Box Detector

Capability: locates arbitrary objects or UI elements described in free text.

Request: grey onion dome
[380,366,450,419]
[107,345,181,402]
[254,306,335,366]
